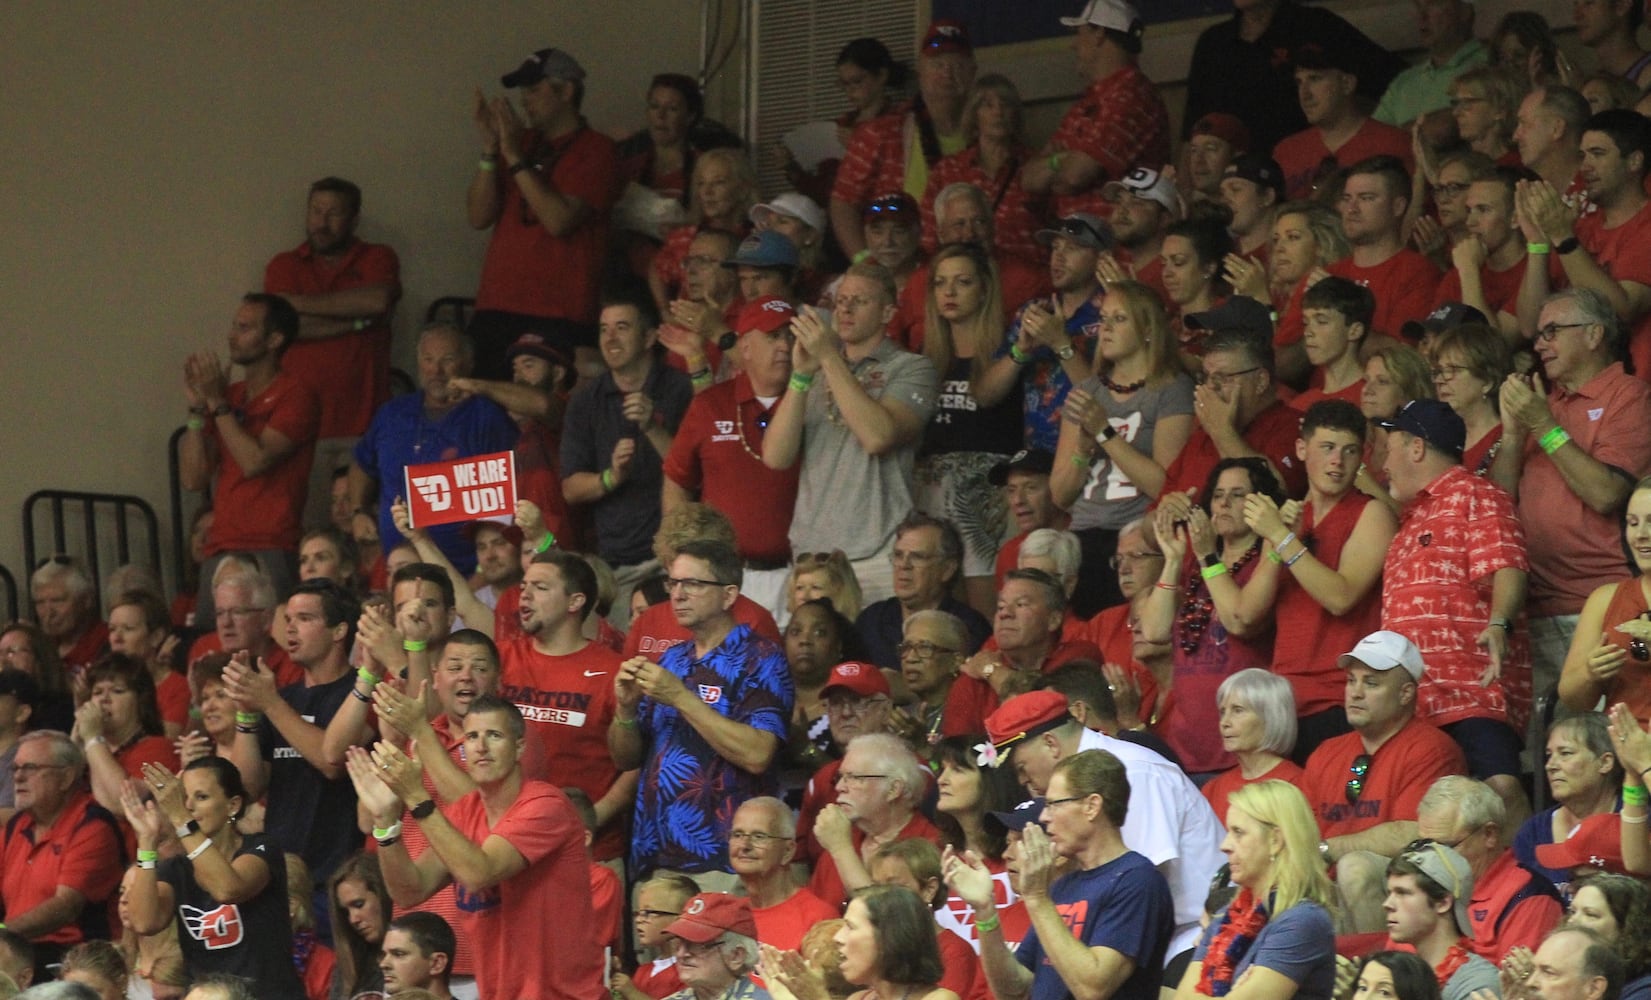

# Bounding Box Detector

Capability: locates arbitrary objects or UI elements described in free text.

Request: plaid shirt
[1049,65,1172,218]
[1383,465,1530,729]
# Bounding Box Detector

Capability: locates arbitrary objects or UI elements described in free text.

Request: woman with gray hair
[1017,529,1081,597]
[1199,669,1303,824]
[921,74,1044,265]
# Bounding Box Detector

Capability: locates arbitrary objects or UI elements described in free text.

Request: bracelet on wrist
[788,372,815,393]
[186,837,214,862]
[373,822,404,844]
[235,711,261,726]
[1623,783,1649,806]
[401,640,427,653]
[185,416,206,431]
[1539,426,1571,455]
[1284,547,1307,568]
[1009,343,1031,366]
[600,468,616,493]
[1274,532,1297,554]
[535,532,556,554]
[137,849,160,863]
[1526,242,1550,255]
[137,859,157,870]
[1266,549,1282,565]
[974,913,1001,934]
[1200,562,1229,581]
[1153,580,1180,592]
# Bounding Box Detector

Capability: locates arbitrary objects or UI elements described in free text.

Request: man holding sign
[562,288,693,626]
[349,324,517,575]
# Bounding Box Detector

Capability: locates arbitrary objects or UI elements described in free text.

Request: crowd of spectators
[15,2,1651,1000]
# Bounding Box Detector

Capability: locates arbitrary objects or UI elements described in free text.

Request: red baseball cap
[983,690,1071,766]
[1190,113,1251,154]
[1534,813,1628,875]
[666,893,757,943]
[820,661,890,700]
[922,19,973,56]
[736,296,797,337]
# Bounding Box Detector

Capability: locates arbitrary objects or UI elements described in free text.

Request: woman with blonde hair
[285,853,337,1000]
[1052,279,1194,616]
[922,74,1044,265]
[649,147,759,311]
[1357,343,1437,512]
[786,552,864,622]
[1450,67,1524,163]
[917,242,1020,613]
[1228,202,1349,388]
[1174,780,1337,1000]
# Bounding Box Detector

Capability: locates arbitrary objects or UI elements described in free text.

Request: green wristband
[357,668,380,688]
[788,372,814,393]
[601,468,616,493]
[234,711,261,726]
[136,849,160,863]
[1009,343,1031,366]
[402,640,427,653]
[186,416,206,432]
[535,532,556,554]
[1625,783,1650,807]
[975,913,1001,933]
[1539,426,1571,455]
[1200,562,1229,581]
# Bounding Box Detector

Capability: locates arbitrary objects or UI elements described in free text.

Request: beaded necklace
[1176,540,1261,655]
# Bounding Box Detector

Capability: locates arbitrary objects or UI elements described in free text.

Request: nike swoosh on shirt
[583,670,608,677]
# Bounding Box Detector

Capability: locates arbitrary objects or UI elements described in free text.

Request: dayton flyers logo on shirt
[716,421,735,435]
[698,684,724,705]
[180,904,244,950]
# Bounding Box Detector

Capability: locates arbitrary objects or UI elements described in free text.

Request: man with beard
[180,294,320,619]
[264,176,402,528]
[1097,167,1180,305]
[498,550,633,863]
[1327,155,1442,339]
[349,324,516,575]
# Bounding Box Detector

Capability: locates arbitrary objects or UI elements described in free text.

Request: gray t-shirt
[790,338,939,559]
[1443,953,1501,1000]
[1068,372,1195,532]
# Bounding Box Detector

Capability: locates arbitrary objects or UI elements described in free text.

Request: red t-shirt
[939,640,1107,736]
[1274,278,1310,350]
[1274,118,1413,201]
[663,373,801,564]
[494,585,523,648]
[939,926,991,1000]
[1201,758,1306,825]
[263,239,401,438]
[623,596,780,659]
[156,671,191,731]
[444,782,605,1000]
[922,145,1047,266]
[1574,201,1651,380]
[498,637,625,860]
[1271,492,1384,717]
[807,812,945,908]
[994,533,1028,591]
[203,373,321,556]
[1048,67,1173,219]
[475,126,621,324]
[62,623,110,676]
[0,791,123,945]
[1433,256,1528,320]
[1301,722,1467,839]
[1328,249,1442,341]
[186,635,304,689]
[1065,610,1160,722]
[590,861,622,952]
[1289,379,1365,412]
[752,888,841,950]
[1160,400,1308,500]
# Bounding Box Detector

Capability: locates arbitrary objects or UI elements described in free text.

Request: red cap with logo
[665,893,758,943]
[820,661,890,700]
[736,296,797,337]
[1534,813,1628,875]
[983,690,1071,766]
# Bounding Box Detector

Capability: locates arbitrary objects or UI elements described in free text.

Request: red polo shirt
[202,373,320,556]
[0,791,124,945]
[939,639,1106,736]
[623,597,781,660]
[807,811,945,909]
[663,372,800,564]
[1047,67,1173,219]
[263,238,401,438]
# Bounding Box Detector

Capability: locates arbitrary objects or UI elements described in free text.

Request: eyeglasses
[1044,794,1093,808]
[672,938,724,956]
[826,695,889,716]
[729,830,793,846]
[897,641,958,660]
[1345,753,1373,804]
[834,771,889,786]
[1433,181,1471,199]
[1431,364,1471,382]
[1447,97,1487,110]
[1536,321,1592,342]
[635,909,681,920]
[794,550,846,566]
[1109,550,1162,569]
[12,763,68,778]
[1195,366,1262,390]
[664,577,728,595]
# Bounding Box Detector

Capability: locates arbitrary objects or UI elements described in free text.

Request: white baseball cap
[750,192,826,233]
[1337,630,1426,681]
[1060,0,1143,33]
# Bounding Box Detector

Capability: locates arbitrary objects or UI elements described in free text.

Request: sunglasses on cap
[866,195,917,217]
[1048,217,1106,245]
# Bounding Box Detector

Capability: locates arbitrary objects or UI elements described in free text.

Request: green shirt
[1372,38,1488,126]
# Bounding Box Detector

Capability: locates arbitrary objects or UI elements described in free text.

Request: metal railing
[23,490,163,619]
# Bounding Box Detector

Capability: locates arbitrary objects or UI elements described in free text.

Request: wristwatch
[1318,839,1332,863]
[175,819,201,839]
[1055,343,1076,361]
[1554,236,1581,256]
[1203,552,1223,570]
[409,799,438,821]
